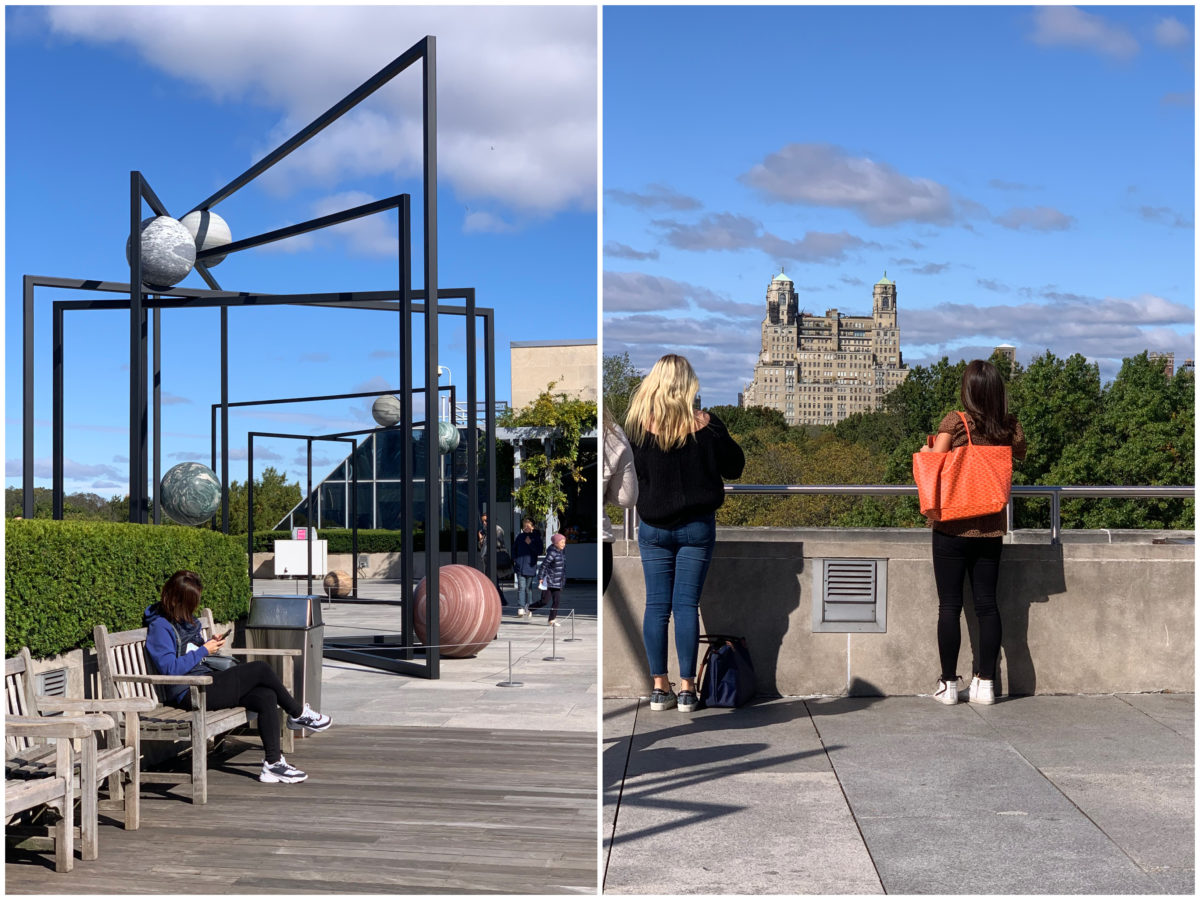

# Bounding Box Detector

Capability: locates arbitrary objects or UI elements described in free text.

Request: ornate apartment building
[741,271,910,426]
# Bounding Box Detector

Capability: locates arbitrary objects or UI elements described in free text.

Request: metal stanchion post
[497,640,523,687]
[563,608,581,642]
[543,622,564,662]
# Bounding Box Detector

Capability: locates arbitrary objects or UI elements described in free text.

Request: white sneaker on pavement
[933,678,959,705]
[969,676,995,705]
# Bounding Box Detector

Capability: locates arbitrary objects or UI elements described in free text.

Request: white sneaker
[287,703,332,732]
[969,676,995,705]
[549,619,561,627]
[260,756,307,783]
[933,678,959,705]
[516,608,527,617]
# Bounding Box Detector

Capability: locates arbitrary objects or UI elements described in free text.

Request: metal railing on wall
[622,485,1195,545]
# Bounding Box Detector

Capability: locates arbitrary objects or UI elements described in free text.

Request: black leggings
[932,531,1003,681]
[205,661,302,763]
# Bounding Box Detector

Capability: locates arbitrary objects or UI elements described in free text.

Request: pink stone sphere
[414,564,501,658]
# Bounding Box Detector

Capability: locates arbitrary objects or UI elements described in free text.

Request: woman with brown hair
[919,360,1027,705]
[144,570,331,783]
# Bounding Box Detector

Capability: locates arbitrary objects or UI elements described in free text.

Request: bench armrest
[37,697,157,714]
[227,648,301,658]
[6,713,114,737]
[112,673,213,686]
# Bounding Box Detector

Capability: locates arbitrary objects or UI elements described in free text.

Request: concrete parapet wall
[604,528,1195,697]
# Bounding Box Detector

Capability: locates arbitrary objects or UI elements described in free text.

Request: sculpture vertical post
[466,289,478,569]
[422,37,440,677]
[129,172,146,523]
[153,305,162,525]
[52,304,64,519]
[23,275,35,519]
[220,305,229,533]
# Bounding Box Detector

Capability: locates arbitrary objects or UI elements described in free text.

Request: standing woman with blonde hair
[625,354,745,713]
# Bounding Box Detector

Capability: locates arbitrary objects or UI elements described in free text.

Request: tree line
[6,466,302,535]
[604,350,1194,530]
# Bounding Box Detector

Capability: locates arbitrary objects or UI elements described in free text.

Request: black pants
[932,531,1003,681]
[536,588,562,621]
[206,661,302,763]
[602,542,613,594]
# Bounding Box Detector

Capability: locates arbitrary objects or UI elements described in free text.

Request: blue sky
[604,5,1194,405]
[6,5,597,498]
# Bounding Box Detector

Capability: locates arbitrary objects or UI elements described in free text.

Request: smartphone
[926,434,936,448]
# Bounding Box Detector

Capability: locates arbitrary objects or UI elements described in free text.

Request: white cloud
[464,211,517,234]
[605,184,702,212]
[603,242,659,262]
[1029,7,1139,60]
[1152,17,1192,48]
[739,143,957,226]
[6,457,125,480]
[651,212,873,263]
[44,6,596,216]
[994,206,1075,232]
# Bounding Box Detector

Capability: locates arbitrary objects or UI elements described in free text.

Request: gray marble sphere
[372,394,402,427]
[125,216,196,289]
[180,210,232,267]
[160,461,222,527]
[438,420,461,454]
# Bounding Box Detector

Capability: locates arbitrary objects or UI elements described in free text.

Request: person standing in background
[512,517,544,617]
[603,405,638,594]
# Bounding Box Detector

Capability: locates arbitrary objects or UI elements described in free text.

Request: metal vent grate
[36,667,69,698]
[813,558,887,633]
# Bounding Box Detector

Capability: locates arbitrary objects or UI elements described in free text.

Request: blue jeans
[638,514,716,681]
[515,573,537,611]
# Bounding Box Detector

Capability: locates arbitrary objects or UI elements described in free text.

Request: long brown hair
[159,570,203,623]
[960,360,1014,442]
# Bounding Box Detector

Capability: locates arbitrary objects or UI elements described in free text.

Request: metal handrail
[621,485,1195,545]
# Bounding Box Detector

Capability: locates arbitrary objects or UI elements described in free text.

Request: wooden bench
[5,648,155,860]
[93,608,300,804]
[6,714,112,872]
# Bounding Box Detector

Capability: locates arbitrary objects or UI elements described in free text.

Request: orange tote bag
[913,412,1012,522]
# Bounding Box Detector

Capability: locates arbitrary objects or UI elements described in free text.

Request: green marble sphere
[438,420,460,454]
[372,394,402,427]
[160,462,222,527]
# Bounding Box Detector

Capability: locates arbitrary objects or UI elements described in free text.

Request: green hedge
[251,527,470,554]
[6,520,251,659]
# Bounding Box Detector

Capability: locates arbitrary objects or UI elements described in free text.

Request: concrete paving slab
[603,700,639,851]
[1117,691,1195,740]
[971,695,1194,892]
[261,578,598,734]
[604,698,882,894]
[812,697,1164,893]
[603,695,1194,895]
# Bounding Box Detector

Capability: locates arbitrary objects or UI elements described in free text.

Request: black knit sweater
[631,412,746,528]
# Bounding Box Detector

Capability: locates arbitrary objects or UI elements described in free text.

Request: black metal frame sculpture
[19,36,503,679]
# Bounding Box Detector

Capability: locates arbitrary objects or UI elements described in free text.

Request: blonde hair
[624,354,701,451]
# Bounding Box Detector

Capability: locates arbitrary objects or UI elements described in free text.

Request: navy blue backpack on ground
[697,634,756,708]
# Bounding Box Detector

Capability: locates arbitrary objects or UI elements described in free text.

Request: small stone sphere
[372,394,402,427]
[160,462,221,527]
[438,421,461,454]
[125,216,196,290]
[323,570,353,598]
[180,210,232,267]
[414,564,502,658]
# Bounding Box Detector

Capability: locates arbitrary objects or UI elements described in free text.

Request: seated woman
[144,570,331,784]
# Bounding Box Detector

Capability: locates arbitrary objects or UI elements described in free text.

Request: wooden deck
[6,725,597,894]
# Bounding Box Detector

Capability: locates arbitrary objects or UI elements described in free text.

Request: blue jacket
[144,604,209,706]
[538,545,566,590]
[512,531,544,576]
